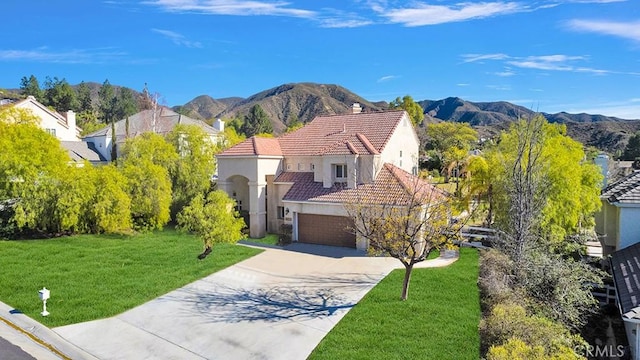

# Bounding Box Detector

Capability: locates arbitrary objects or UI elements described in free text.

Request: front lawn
[0,228,261,327]
[309,248,480,360]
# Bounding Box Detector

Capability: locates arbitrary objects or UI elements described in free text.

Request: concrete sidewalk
[3,244,457,360]
[0,301,98,359]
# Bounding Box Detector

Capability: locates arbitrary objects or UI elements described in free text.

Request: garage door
[298,214,356,248]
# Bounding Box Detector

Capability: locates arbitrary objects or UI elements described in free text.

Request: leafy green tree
[177,190,245,258]
[98,79,117,124]
[120,133,176,230]
[621,131,640,161]
[19,75,43,101]
[166,125,218,216]
[114,87,138,121]
[426,122,478,184]
[84,164,132,233]
[345,172,461,300]
[76,81,93,113]
[389,95,424,126]
[241,104,273,137]
[43,77,78,112]
[488,116,603,248]
[222,126,246,149]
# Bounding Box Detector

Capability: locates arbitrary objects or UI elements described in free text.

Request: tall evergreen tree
[43,77,78,112]
[114,87,138,121]
[241,104,273,137]
[19,75,43,101]
[76,81,93,113]
[98,79,117,124]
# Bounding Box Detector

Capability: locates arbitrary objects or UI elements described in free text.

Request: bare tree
[344,165,464,300]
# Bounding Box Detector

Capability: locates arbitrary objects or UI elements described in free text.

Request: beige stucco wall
[217,155,283,238]
[16,100,80,141]
[380,112,419,174]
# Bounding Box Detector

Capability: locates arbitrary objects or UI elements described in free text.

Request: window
[400,150,403,158]
[286,163,292,170]
[335,164,347,179]
[46,128,56,137]
[400,159,403,167]
[298,163,304,171]
[277,206,285,219]
[311,163,315,170]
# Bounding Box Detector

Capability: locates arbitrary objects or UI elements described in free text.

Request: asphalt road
[0,335,37,360]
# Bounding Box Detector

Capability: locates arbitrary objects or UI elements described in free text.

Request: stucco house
[12,95,81,141]
[596,171,640,256]
[216,106,426,250]
[8,96,106,165]
[83,107,223,161]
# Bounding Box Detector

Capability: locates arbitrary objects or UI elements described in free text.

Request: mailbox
[39,287,50,316]
[39,288,50,301]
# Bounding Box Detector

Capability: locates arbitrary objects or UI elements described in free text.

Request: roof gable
[218,136,283,156]
[219,110,408,157]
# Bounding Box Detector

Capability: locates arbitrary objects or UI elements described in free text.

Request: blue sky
[1,1,639,118]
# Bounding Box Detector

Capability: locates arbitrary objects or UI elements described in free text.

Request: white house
[83,107,223,161]
[216,105,432,250]
[12,96,81,141]
[596,171,640,256]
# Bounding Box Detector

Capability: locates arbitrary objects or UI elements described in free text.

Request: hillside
[174,83,384,133]
[5,79,638,154]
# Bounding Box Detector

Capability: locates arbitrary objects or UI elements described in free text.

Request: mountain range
[174,82,640,154]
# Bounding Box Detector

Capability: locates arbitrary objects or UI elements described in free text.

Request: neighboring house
[596,171,640,256]
[216,105,425,250]
[8,96,105,165]
[83,107,224,161]
[610,243,640,359]
[12,96,81,141]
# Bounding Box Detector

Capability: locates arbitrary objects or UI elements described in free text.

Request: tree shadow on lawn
[172,285,354,323]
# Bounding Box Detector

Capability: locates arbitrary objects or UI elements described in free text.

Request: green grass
[0,228,261,327]
[244,233,280,246]
[309,248,480,360]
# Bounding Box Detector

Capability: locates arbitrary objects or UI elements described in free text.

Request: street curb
[0,301,99,360]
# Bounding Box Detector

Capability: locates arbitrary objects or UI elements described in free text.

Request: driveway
[53,244,401,360]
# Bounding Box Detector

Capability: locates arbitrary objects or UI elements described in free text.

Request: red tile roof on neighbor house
[219,136,283,156]
[275,163,446,205]
[218,110,407,157]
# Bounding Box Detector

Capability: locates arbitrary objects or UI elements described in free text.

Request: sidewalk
[0,301,98,360]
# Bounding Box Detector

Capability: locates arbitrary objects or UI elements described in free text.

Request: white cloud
[378,2,525,26]
[567,19,640,42]
[494,68,516,76]
[457,83,470,86]
[461,53,510,63]
[0,47,126,64]
[143,0,315,17]
[319,18,373,28]
[377,75,399,82]
[152,28,202,48]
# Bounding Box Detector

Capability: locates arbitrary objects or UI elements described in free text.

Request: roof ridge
[355,133,379,155]
[345,141,359,155]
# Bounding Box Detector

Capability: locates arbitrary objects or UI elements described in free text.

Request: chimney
[213,118,225,132]
[64,110,77,138]
[352,103,362,114]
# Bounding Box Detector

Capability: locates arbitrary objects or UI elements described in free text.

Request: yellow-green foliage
[487,115,603,244]
[120,133,176,231]
[86,165,131,233]
[177,190,245,247]
[166,124,217,215]
[481,303,586,359]
[488,338,546,360]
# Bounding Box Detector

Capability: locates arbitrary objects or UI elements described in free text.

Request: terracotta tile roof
[219,110,405,157]
[602,171,640,204]
[276,163,445,205]
[218,136,283,156]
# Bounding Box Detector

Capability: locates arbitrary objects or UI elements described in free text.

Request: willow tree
[177,190,245,259]
[344,165,462,300]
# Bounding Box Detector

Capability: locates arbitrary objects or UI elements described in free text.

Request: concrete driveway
[52,244,402,360]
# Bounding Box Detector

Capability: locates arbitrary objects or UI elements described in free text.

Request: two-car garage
[297,214,356,248]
